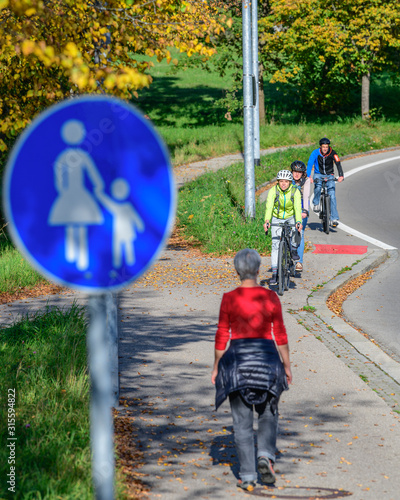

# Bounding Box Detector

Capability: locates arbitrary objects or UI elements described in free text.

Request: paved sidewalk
[115,212,400,499]
[2,149,400,499]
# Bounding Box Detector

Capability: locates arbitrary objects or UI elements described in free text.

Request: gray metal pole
[242,0,255,219]
[87,294,115,500]
[105,292,119,407]
[251,0,261,167]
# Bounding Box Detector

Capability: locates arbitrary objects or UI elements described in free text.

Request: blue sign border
[3,95,176,293]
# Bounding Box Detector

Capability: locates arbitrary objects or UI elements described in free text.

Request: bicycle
[266,220,299,296]
[317,177,338,234]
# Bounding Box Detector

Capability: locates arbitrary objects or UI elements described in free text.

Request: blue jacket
[215,338,288,410]
[307,147,344,178]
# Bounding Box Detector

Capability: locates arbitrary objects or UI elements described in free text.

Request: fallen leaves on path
[132,259,237,291]
[114,408,150,499]
[326,270,374,317]
[0,282,68,304]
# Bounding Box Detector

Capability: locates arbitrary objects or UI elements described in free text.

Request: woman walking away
[212,249,292,491]
[291,161,311,272]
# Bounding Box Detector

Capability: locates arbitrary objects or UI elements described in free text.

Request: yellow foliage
[0,0,226,146]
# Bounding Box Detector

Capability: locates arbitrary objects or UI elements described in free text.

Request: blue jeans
[312,173,339,221]
[229,392,279,482]
[298,216,308,263]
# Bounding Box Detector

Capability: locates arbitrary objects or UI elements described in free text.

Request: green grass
[302,305,316,312]
[337,266,352,275]
[130,53,400,166]
[2,53,400,260]
[176,130,400,255]
[0,305,93,499]
[0,233,45,293]
[177,145,329,255]
[177,162,268,255]
[0,305,128,500]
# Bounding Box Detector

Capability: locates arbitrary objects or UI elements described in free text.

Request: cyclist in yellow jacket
[263,170,302,286]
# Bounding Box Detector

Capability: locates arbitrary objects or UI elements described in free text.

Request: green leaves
[259,0,400,112]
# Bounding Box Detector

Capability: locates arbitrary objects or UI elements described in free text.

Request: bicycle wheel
[289,253,296,277]
[284,242,291,290]
[277,239,286,296]
[323,195,331,234]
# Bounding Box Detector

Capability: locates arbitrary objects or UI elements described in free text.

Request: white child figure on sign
[95,178,145,268]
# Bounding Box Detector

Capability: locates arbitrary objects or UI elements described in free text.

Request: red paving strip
[313,244,368,254]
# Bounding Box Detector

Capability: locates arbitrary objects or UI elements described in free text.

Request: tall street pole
[251,0,260,167]
[242,0,255,219]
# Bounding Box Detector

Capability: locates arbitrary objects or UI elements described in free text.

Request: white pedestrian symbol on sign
[48,119,144,271]
[95,178,144,268]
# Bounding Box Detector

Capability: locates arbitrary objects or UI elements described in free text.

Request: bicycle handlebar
[270,222,297,227]
[320,177,339,182]
[265,221,301,236]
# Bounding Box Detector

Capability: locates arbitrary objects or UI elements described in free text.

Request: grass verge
[0,234,45,294]
[177,146,317,255]
[132,53,400,166]
[0,305,130,499]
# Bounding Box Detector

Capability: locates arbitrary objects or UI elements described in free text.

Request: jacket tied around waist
[215,338,288,411]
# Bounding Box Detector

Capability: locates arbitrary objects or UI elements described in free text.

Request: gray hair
[233,248,261,281]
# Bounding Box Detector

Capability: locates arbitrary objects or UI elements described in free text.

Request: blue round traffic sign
[3,95,176,292]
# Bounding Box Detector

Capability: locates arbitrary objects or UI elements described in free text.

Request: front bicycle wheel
[284,242,291,290]
[323,195,331,234]
[277,239,286,296]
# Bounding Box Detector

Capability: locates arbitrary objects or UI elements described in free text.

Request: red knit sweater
[215,286,288,351]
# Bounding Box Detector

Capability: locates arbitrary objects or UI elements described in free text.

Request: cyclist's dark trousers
[312,173,339,221]
[270,216,297,270]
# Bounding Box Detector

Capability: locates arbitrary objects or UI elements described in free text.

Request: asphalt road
[334,149,400,362]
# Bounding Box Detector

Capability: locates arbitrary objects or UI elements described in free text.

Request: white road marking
[345,155,400,178]
[337,222,397,250]
[338,156,400,249]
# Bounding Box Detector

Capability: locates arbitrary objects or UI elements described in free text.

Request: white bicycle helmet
[276,169,293,181]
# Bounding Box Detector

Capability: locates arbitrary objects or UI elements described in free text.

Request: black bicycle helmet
[290,160,306,173]
[319,137,330,145]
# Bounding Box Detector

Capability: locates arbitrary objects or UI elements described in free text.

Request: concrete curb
[307,249,400,385]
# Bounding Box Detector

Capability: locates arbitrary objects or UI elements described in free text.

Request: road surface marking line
[338,222,397,250]
[339,156,399,249]
[345,156,400,178]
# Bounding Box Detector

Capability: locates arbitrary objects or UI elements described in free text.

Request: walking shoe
[295,262,303,271]
[257,457,276,484]
[312,203,320,213]
[237,480,256,491]
[330,220,339,228]
[269,273,277,286]
[291,248,300,261]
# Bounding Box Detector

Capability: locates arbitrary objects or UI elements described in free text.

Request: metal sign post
[105,292,119,407]
[251,0,260,167]
[3,95,176,499]
[242,0,256,219]
[88,294,115,499]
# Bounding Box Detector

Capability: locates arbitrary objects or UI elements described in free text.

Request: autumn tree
[0,0,226,151]
[259,0,400,118]
[334,0,400,119]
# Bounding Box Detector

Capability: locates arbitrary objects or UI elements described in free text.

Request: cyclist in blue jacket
[307,138,344,228]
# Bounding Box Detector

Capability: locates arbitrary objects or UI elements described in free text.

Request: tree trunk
[258,62,266,125]
[361,71,370,120]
